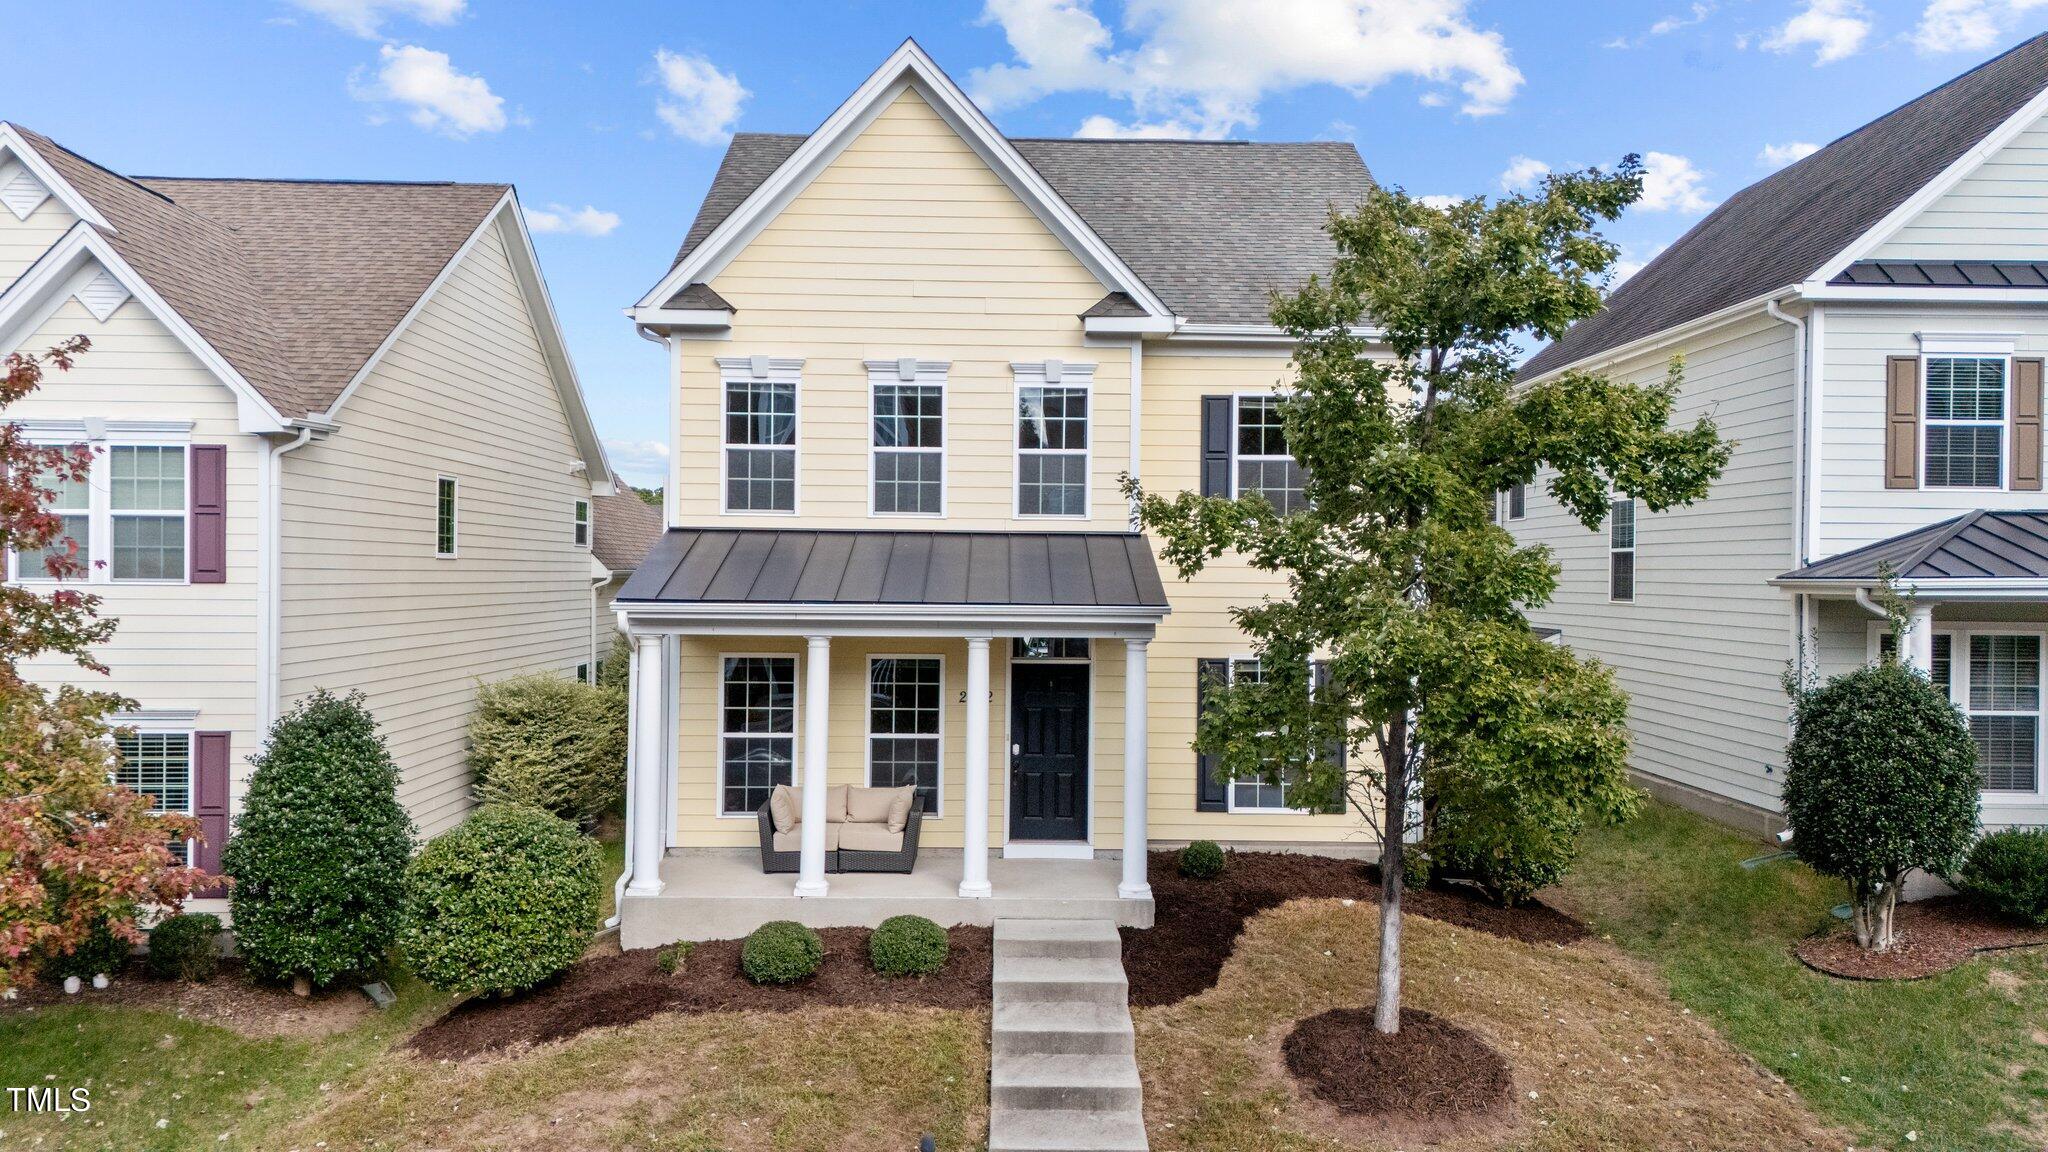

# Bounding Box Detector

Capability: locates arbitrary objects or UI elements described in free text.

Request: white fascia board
[1799,284,2048,304]
[626,305,734,330]
[1771,577,2048,600]
[632,39,1172,321]
[1804,85,2048,289]
[0,125,114,232]
[1516,287,1795,386]
[1083,315,1178,336]
[615,599,1169,638]
[1162,321,1382,348]
[0,223,288,433]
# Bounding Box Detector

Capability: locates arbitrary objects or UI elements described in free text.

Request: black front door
[1009,663,1088,840]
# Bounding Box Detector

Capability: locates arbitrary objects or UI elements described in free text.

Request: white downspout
[258,426,316,736]
[1766,298,1810,686]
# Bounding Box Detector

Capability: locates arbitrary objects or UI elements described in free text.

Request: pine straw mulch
[1126,850,1587,1006]
[0,958,373,1039]
[1795,895,2048,980]
[1135,899,1848,1152]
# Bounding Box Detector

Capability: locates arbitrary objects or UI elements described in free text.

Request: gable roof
[1777,509,2048,582]
[666,131,1373,327]
[3,124,511,419]
[1523,31,2048,379]
[592,488,665,573]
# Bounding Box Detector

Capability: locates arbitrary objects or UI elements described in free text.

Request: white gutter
[257,425,317,736]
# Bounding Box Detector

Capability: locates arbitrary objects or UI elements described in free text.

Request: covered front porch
[611,528,1173,947]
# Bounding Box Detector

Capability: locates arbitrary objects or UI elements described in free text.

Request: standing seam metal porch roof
[1777,510,2048,582]
[617,528,1171,610]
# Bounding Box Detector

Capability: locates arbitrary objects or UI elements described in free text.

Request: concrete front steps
[989,919,1148,1152]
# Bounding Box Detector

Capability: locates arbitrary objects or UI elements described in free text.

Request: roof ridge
[135,175,501,188]
[7,124,178,208]
[1900,508,1989,573]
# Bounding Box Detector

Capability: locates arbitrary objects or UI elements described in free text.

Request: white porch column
[625,632,667,895]
[795,635,832,898]
[1905,603,1936,675]
[1120,638,1152,899]
[959,636,993,898]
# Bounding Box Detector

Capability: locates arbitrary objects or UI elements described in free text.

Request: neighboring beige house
[1513,33,2048,835]
[612,41,1380,946]
[0,123,613,902]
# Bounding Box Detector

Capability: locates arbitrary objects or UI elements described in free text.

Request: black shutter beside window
[1200,396,1233,498]
[1310,660,1347,814]
[1195,658,1228,811]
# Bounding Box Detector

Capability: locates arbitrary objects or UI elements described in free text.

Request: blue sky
[4,1,2043,486]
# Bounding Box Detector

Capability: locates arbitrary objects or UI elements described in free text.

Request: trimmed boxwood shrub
[225,691,414,989]
[1178,840,1226,880]
[401,803,604,996]
[869,915,948,976]
[742,921,824,985]
[146,913,222,982]
[469,673,627,826]
[1957,828,2048,927]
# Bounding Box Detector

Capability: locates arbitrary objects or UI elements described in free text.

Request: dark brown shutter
[1310,660,1346,814]
[1195,658,1228,811]
[1200,396,1233,498]
[193,731,231,896]
[190,445,227,583]
[2014,358,2043,491]
[1885,356,1920,489]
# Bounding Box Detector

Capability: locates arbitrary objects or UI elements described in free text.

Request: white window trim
[435,475,459,559]
[1507,483,1527,521]
[1012,359,1094,521]
[1920,352,2013,492]
[715,651,801,819]
[1228,391,1306,511]
[1219,654,1313,816]
[864,654,945,818]
[573,499,590,548]
[110,722,195,865]
[11,438,192,587]
[1866,620,2044,803]
[865,359,948,519]
[1607,491,1636,604]
[715,356,804,517]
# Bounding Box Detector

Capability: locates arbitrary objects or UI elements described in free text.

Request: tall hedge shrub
[469,673,626,825]
[223,691,413,988]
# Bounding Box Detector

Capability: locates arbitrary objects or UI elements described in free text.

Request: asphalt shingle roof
[669,133,1373,326]
[1523,31,2048,379]
[1778,510,2048,581]
[592,489,665,573]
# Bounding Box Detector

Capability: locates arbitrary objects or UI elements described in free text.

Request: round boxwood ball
[146,913,223,983]
[742,921,824,985]
[1178,840,1226,880]
[869,915,949,976]
[1958,828,2048,927]
[400,802,603,997]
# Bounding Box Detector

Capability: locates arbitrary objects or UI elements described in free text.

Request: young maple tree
[1128,160,1730,1034]
[0,339,202,991]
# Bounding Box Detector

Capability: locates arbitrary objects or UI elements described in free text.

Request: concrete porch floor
[619,848,1154,949]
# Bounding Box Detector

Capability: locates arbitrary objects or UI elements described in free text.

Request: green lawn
[1556,801,2048,1152]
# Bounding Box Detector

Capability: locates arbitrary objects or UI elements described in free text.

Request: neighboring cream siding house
[0,123,613,881]
[612,41,1379,950]
[1513,32,2048,835]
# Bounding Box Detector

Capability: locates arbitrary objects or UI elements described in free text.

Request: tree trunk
[1375,716,1408,1035]
[1871,876,1901,953]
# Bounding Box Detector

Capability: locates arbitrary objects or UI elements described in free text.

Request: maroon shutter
[1200,396,1233,498]
[189,445,226,583]
[193,731,231,895]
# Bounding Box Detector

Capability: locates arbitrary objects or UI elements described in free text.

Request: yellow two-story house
[614,41,1379,946]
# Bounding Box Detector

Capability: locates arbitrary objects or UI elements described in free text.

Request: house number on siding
[958,690,994,703]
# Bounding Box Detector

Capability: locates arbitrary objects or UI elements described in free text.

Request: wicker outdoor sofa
[757,783,925,874]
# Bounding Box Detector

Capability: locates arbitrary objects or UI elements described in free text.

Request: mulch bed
[1795,895,2048,980]
[1125,850,1587,1007]
[0,959,373,1039]
[1282,1006,1515,1138]
[408,925,992,1061]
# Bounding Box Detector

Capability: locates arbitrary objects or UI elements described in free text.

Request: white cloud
[350,44,505,136]
[1912,0,2048,52]
[286,0,463,37]
[1758,140,1821,168]
[1418,194,1464,210]
[1761,0,1872,65]
[1637,151,1714,213]
[604,439,670,489]
[524,203,620,237]
[653,50,749,145]
[1498,155,1551,193]
[1607,3,1716,48]
[970,0,1524,140]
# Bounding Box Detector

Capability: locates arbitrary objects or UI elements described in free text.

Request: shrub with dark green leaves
[655,941,692,975]
[1178,840,1225,879]
[869,915,948,976]
[742,921,824,985]
[147,913,222,982]
[401,803,604,996]
[469,673,627,826]
[1785,661,1980,951]
[1429,798,1581,907]
[596,633,631,694]
[225,691,414,989]
[1957,828,2048,927]
[44,918,132,980]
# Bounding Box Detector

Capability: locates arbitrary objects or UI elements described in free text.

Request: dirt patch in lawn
[1795,895,2048,980]
[1126,850,1586,1007]
[0,959,373,1038]
[1280,1006,1515,1145]
[409,925,992,1061]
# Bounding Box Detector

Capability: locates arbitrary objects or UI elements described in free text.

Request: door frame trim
[1001,647,1095,850]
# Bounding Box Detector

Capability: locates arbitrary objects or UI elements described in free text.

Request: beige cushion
[846,785,897,824]
[885,786,915,833]
[768,784,799,833]
[772,825,841,853]
[838,822,903,853]
[824,784,851,824]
